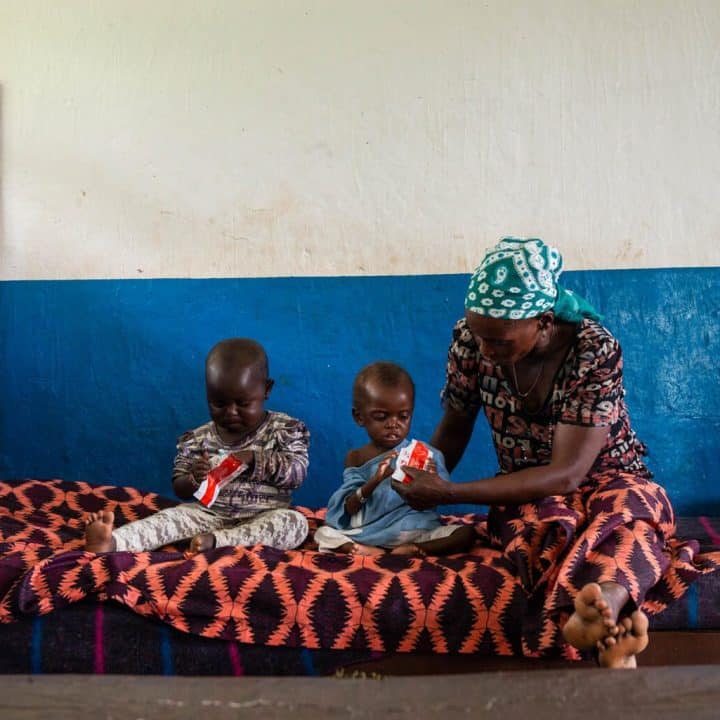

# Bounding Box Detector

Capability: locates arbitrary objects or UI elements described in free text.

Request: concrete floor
[1,666,719,720]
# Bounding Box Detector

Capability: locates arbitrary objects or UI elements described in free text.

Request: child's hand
[189,454,212,485]
[345,451,399,513]
[426,458,437,473]
[375,451,398,482]
[232,450,255,470]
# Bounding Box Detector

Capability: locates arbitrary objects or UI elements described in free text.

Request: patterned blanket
[1,479,719,659]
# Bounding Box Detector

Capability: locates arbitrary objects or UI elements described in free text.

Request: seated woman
[392,237,719,668]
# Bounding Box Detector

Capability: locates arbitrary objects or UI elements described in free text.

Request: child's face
[206,366,273,443]
[353,378,414,450]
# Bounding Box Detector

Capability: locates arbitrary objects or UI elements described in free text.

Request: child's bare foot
[597,610,650,669]
[562,582,626,650]
[333,541,384,557]
[352,542,385,557]
[389,543,426,557]
[342,543,385,557]
[189,533,216,553]
[83,511,117,553]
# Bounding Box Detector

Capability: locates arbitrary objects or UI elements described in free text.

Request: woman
[392,237,717,668]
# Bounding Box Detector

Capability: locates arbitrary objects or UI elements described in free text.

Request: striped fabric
[0,600,375,675]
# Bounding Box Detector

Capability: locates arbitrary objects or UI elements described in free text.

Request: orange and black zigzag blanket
[0,479,516,656]
[1,479,719,658]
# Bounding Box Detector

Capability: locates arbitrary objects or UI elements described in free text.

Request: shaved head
[206,338,268,384]
[352,361,415,409]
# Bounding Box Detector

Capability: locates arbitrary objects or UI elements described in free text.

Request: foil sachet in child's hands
[194,454,248,507]
[391,440,432,484]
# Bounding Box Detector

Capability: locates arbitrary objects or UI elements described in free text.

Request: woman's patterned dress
[442,318,719,657]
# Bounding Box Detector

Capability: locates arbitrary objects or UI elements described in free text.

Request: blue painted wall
[1,267,718,514]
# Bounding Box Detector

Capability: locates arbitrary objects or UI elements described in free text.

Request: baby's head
[205,338,274,442]
[352,361,415,450]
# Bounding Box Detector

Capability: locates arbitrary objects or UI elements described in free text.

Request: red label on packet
[194,454,248,507]
[391,440,432,484]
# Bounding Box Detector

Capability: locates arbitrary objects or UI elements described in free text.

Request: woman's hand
[391,466,452,510]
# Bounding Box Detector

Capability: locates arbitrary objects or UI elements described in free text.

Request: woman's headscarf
[464,237,601,323]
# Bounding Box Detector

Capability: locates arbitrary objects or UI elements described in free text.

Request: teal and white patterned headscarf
[465,237,601,323]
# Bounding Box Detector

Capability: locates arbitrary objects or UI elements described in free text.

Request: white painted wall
[1,0,718,280]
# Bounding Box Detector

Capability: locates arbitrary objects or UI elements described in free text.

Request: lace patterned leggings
[112,503,308,551]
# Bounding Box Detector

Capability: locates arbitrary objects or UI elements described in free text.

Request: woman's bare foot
[597,610,650,669]
[189,532,216,553]
[562,582,628,650]
[84,511,117,552]
[389,543,426,557]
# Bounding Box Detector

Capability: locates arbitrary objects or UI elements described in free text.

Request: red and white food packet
[194,454,248,507]
[391,440,432,484]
